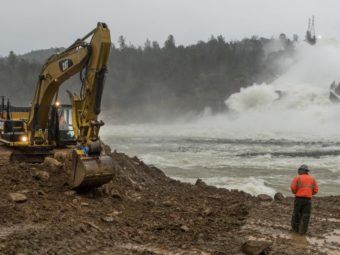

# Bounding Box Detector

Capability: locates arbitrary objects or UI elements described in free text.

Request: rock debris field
[0,146,340,255]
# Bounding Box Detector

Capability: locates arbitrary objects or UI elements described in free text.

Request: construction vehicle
[0,22,114,189]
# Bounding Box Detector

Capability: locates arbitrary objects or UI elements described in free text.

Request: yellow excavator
[0,22,114,189]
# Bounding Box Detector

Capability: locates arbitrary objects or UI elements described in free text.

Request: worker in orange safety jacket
[290,164,318,234]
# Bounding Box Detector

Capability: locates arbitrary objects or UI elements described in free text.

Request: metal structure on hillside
[305,16,317,45]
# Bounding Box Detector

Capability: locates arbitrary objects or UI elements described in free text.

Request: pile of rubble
[0,149,339,254]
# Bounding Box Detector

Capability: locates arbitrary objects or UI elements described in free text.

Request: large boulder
[8,192,27,203]
[257,194,273,202]
[274,192,285,201]
[43,157,63,170]
[241,240,272,255]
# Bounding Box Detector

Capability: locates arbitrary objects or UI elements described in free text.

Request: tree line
[0,34,295,122]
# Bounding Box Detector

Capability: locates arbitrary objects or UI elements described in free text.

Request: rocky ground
[0,146,339,255]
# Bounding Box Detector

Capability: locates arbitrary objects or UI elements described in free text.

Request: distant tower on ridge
[305,16,317,45]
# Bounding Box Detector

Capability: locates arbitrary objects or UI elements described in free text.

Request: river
[102,39,340,196]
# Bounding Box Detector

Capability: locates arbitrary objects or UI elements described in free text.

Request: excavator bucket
[69,149,114,190]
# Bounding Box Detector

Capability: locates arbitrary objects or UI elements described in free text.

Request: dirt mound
[0,149,339,254]
[0,150,251,254]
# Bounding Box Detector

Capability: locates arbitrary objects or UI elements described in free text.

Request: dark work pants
[291,197,312,234]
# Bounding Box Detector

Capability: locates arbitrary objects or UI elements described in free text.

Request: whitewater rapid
[102,40,340,196]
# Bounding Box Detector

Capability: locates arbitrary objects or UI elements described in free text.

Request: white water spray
[103,39,340,196]
[223,40,340,141]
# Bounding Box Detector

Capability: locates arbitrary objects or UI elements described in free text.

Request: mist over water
[103,40,340,196]
[225,40,340,140]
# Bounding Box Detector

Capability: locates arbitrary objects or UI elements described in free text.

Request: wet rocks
[274,192,285,201]
[241,240,272,255]
[257,194,273,202]
[8,192,27,203]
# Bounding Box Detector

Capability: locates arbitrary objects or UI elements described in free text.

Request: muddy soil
[0,148,339,254]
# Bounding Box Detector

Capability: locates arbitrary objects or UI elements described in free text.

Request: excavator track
[0,144,52,165]
[0,144,113,190]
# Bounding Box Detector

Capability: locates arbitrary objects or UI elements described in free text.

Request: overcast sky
[0,0,339,56]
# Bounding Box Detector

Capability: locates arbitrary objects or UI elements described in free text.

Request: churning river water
[102,40,340,197]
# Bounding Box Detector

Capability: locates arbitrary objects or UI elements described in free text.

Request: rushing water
[102,40,340,196]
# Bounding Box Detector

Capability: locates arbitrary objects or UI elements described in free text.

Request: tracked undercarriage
[0,143,114,190]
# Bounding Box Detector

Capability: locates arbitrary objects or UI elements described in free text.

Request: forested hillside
[0,35,295,122]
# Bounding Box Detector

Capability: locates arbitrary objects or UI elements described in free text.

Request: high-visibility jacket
[290,173,318,198]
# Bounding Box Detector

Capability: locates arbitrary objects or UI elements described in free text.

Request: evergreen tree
[7,51,18,67]
[164,35,176,49]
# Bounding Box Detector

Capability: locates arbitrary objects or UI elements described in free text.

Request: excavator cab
[57,105,76,146]
[0,120,26,143]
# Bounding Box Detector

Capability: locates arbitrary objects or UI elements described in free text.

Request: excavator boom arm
[68,23,111,146]
[28,23,111,148]
[28,43,87,130]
